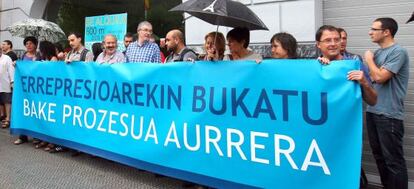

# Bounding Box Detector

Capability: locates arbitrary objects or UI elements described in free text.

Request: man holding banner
[96,34,126,64]
[316,25,377,106]
[65,32,94,63]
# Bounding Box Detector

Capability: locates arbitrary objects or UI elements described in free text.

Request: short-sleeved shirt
[165,47,198,63]
[6,51,18,62]
[125,41,161,63]
[366,44,410,120]
[0,54,14,93]
[96,50,126,64]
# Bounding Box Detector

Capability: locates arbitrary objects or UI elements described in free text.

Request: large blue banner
[11,60,362,189]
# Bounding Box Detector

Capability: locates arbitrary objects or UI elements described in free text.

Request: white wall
[0,0,47,50]
[185,0,322,46]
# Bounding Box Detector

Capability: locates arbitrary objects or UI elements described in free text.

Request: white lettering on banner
[62,104,138,139]
[275,134,299,170]
[97,110,107,132]
[251,132,270,164]
[84,108,97,129]
[25,100,330,175]
[164,121,181,148]
[108,111,119,135]
[119,113,130,137]
[227,128,247,160]
[144,118,159,144]
[131,116,144,140]
[23,99,56,122]
[301,139,331,175]
[183,122,200,151]
[205,125,224,156]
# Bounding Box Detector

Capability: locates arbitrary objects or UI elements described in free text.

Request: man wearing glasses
[125,21,161,63]
[316,25,377,106]
[364,17,409,189]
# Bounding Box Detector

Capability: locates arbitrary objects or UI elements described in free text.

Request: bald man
[164,29,197,63]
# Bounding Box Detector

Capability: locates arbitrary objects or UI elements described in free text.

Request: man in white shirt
[0,53,14,128]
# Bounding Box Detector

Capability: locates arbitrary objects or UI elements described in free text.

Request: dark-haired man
[65,32,94,63]
[123,32,134,54]
[316,25,377,106]
[337,28,362,62]
[364,17,409,189]
[1,40,18,62]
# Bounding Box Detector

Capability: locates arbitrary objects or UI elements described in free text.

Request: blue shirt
[366,44,410,120]
[21,52,41,61]
[125,41,161,63]
[342,51,371,83]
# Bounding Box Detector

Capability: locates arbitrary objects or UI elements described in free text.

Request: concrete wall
[0,0,48,50]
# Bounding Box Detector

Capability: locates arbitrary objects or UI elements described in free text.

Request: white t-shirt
[0,54,14,93]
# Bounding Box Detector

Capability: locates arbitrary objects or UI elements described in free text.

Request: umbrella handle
[182,15,193,23]
[214,25,219,48]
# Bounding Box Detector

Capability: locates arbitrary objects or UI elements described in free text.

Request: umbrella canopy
[407,11,414,23]
[170,0,268,30]
[6,18,66,43]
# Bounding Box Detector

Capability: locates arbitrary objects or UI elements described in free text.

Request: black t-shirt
[6,51,18,61]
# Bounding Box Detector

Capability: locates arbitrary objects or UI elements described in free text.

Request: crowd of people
[0,17,410,189]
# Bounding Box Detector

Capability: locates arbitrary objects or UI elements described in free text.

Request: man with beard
[164,29,197,63]
[96,34,126,64]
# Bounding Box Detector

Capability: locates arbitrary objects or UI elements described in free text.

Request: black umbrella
[407,11,414,24]
[170,0,268,30]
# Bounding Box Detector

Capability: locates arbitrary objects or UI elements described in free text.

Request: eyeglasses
[139,29,153,34]
[370,28,384,31]
[319,38,341,44]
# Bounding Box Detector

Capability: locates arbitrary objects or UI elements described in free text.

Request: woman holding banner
[14,36,41,145]
[270,32,298,59]
[199,31,226,61]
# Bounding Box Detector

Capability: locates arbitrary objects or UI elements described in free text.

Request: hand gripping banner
[11,60,363,189]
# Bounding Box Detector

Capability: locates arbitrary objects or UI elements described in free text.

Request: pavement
[0,127,383,189]
[0,128,185,189]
